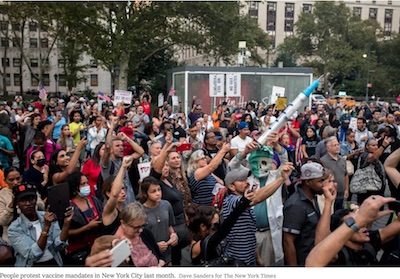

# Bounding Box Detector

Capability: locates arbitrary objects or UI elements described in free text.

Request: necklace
[145,202,161,223]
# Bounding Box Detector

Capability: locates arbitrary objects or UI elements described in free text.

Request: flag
[168,86,175,97]
[38,81,47,100]
[98,92,111,102]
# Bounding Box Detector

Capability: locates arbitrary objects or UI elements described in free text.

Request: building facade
[0,14,111,97]
[176,0,400,67]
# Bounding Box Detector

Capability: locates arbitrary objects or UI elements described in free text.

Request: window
[385,9,393,23]
[384,22,392,36]
[268,33,276,49]
[0,21,8,31]
[58,59,65,68]
[285,3,295,18]
[13,58,21,67]
[1,58,9,67]
[30,58,38,68]
[29,21,37,32]
[14,73,21,86]
[5,74,11,86]
[284,19,294,32]
[248,2,259,18]
[1,37,9,47]
[58,74,66,86]
[31,74,38,87]
[353,7,362,18]
[43,74,50,86]
[90,74,98,86]
[90,59,98,68]
[369,8,377,20]
[40,21,49,32]
[29,38,38,48]
[303,4,312,14]
[372,0,376,3]
[388,1,392,4]
[12,23,19,31]
[40,38,48,48]
[267,21,276,31]
[267,2,277,14]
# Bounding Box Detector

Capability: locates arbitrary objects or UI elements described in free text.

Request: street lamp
[54,74,59,95]
[363,45,371,102]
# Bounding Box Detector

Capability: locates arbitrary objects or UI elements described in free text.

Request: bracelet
[41,231,49,237]
[381,145,388,149]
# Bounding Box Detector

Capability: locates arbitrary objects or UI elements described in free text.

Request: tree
[278,1,381,94]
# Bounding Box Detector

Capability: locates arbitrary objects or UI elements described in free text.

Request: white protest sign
[349,117,357,131]
[113,90,132,106]
[138,161,151,181]
[270,86,285,104]
[158,93,164,107]
[226,73,241,97]
[209,74,225,97]
[172,95,179,107]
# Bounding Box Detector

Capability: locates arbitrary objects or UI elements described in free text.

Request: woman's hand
[167,233,178,247]
[85,250,113,267]
[157,241,168,252]
[64,206,74,224]
[44,206,57,227]
[86,216,102,230]
[77,137,88,150]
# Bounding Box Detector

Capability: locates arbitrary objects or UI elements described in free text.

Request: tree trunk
[117,51,129,91]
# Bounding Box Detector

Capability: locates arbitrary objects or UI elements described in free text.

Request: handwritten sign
[137,161,151,181]
[209,74,225,97]
[270,86,285,105]
[113,90,132,106]
[226,74,241,97]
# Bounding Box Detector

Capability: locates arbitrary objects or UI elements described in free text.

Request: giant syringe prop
[257,76,322,146]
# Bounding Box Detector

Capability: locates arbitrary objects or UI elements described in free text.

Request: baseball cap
[238,122,249,130]
[234,114,242,120]
[58,99,65,103]
[15,95,22,101]
[13,184,37,201]
[224,165,251,186]
[300,162,326,180]
[250,130,260,137]
[79,97,85,102]
[168,114,177,121]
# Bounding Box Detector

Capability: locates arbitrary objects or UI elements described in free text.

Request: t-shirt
[301,136,319,158]
[141,102,151,116]
[69,122,82,146]
[132,114,150,133]
[230,136,252,154]
[47,116,67,140]
[0,135,13,168]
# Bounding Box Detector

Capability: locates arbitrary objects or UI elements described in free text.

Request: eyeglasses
[196,156,206,162]
[126,222,148,232]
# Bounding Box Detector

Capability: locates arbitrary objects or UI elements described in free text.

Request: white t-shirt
[31,220,54,263]
[230,135,252,153]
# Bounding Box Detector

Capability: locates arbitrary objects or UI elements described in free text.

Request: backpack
[95,161,115,202]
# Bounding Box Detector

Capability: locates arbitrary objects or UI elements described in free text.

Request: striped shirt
[222,194,257,265]
[189,173,216,206]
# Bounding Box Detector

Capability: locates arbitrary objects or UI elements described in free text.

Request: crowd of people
[0,90,399,267]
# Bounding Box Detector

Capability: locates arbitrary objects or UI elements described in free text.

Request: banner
[270,86,285,104]
[209,74,225,97]
[276,97,287,111]
[226,73,241,97]
[113,90,132,106]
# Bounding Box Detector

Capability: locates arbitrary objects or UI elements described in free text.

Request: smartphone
[388,200,400,212]
[176,143,192,152]
[110,239,131,267]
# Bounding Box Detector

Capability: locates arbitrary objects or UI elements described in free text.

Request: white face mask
[78,186,91,197]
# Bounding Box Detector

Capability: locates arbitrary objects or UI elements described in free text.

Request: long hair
[58,124,70,150]
[187,204,216,241]
[66,171,84,199]
[92,142,105,167]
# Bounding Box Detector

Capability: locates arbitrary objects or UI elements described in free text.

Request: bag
[346,160,355,176]
[341,122,349,130]
[211,187,228,209]
[201,235,245,267]
[350,160,382,194]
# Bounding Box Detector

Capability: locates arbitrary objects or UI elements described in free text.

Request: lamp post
[54,74,59,95]
[363,45,371,102]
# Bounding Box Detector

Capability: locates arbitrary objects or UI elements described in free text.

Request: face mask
[28,107,33,112]
[78,186,91,197]
[36,159,46,167]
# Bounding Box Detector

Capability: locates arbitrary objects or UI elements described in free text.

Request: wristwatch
[345,217,360,232]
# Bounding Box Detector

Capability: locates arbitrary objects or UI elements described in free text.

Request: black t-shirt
[332,230,380,266]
